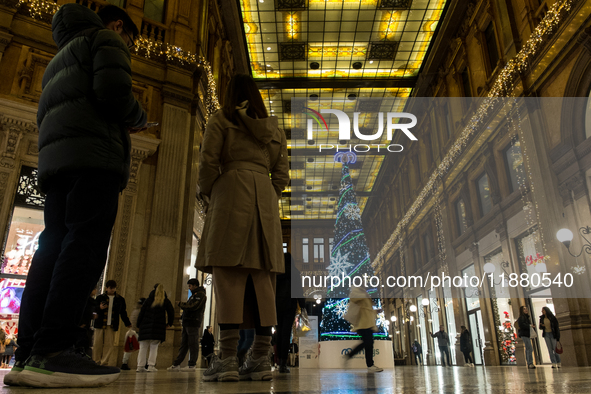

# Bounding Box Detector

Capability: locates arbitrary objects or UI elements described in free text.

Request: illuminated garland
[15,0,220,116]
[374,0,575,266]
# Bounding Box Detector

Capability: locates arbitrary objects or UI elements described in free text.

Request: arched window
[144,0,165,23]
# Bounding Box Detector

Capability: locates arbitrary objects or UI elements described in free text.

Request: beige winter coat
[345,287,377,331]
[195,101,289,274]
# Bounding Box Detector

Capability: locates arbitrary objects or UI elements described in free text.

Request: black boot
[279,359,290,373]
[121,364,130,370]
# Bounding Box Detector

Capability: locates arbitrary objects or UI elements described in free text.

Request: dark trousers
[414,352,422,365]
[173,326,201,367]
[439,346,451,366]
[462,350,473,364]
[15,172,120,359]
[348,328,374,368]
[275,306,297,363]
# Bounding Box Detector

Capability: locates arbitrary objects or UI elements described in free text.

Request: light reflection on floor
[2,365,591,393]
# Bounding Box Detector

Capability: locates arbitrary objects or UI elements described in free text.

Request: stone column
[470,242,499,366]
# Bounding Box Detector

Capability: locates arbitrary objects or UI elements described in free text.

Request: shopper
[412,339,423,366]
[168,278,207,372]
[8,3,146,388]
[94,280,132,367]
[136,284,174,372]
[516,305,536,369]
[460,326,474,367]
[275,252,306,373]
[343,286,384,372]
[196,74,289,382]
[75,287,98,358]
[539,306,561,368]
[3,336,17,368]
[201,326,215,366]
[121,297,146,370]
[430,326,452,366]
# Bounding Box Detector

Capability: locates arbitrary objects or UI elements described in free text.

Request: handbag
[529,326,537,339]
[555,341,563,354]
[296,307,311,337]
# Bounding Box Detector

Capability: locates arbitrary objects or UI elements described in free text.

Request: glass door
[468,310,485,365]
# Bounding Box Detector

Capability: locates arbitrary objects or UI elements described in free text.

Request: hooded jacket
[36,3,146,192]
[195,101,289,273]
[137,290,175,342]
[344,287,377,331]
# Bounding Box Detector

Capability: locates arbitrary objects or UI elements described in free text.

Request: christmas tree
[320,152,389,341]
[501,311,517,364]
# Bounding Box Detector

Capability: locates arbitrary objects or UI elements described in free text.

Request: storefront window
[516,230,549,293]
[1,166,45,334]
[504,141,524,194]
[428,288,440,365]
[443,286,457,364]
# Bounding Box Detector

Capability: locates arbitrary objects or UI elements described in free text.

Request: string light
[373,0,574,268]
[15,0,221,117]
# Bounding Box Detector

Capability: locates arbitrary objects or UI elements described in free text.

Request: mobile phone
[146,122,159,127]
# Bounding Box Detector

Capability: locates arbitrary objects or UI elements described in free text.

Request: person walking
[539,307,561,368]
[8,3,146,388]
[121,297,145,370]
[94,280,132,367]
[460,326,474,367]
[3,336,17,368]
[136,284,174,372]
[167,278,207,372]
[430,325,452,366]
[517,306,536,369]
[343,287,384,372]
[412,340,423,366]
[275,252,305,373]
[196,74,289,382]
[201,326,215,366]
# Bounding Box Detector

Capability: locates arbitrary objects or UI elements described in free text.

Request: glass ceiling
[238,0,448,219]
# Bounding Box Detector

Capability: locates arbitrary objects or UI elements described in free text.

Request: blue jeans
[439,346,451,366]
[544,332,561,364]
[522,336,534,366]
[15,172,120,359]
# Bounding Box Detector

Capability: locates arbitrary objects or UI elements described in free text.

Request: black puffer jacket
[517,314,533,338]
[137,290,175,342]
[37,3,146,192]
[179,286,207,327]
[460,330,473,352]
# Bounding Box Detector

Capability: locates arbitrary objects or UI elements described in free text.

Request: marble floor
[1,365,591,393]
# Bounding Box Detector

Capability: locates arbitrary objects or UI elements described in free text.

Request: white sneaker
[464,364,471,367]
[368,365,383,372]
[136,367,147,373]
[180,366,196,372]
[167,365,181,372]
[147,366,158,372]
[552,363,556,368]
[557,363,562,368]
[471,363,475,367]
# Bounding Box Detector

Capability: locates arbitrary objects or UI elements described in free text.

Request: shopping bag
[124,329,139,352]
[555,341,563,354]
[529,326,537,339]
[296,308,311,337]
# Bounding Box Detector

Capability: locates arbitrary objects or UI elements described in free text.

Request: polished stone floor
[1,365,591,393]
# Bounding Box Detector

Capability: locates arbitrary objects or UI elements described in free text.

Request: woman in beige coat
[196,74,289,382]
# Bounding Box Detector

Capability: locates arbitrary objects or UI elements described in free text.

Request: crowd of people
[408,305,562,369]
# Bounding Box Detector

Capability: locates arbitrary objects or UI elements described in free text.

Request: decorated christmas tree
[320,152,389,341]
[501,311,517,364]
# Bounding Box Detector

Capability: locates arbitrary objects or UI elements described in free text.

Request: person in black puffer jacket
[275,252,305,373]
[516,306,536,369]
[12,3,146,388]
[136,284,174,372]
